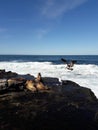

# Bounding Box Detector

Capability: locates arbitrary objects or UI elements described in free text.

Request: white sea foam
[0,61,98,98]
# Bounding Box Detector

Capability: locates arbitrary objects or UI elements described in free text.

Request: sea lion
[35,73,48,90]
[35,73,43,82]
[36,82,46,90]
[25,80,37,92]
[7,78,25,87]
[25,73,48,92]
[7,79,17,87]
[7,78,26,90]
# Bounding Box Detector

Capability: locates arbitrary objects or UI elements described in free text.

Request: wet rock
[0,70,98,130]
[0,70,18,79]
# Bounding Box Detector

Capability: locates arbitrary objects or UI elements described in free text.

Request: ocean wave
[0,61,98,98]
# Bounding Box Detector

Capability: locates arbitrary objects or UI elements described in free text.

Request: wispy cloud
[35,0,88,38]
[36,28,49,39]
[41,0,88,19]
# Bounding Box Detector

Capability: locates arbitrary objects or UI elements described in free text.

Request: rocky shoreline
[0,70,98,130]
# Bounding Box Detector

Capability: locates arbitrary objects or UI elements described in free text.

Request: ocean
[0,55,98,98]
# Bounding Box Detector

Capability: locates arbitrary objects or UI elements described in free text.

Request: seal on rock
[25,73,48,92]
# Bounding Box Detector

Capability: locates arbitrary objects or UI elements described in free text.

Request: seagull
[59,77,63,85]
[61,58,77,70]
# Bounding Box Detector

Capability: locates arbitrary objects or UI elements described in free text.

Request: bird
[58,77,63,86]
[61,58,77,70]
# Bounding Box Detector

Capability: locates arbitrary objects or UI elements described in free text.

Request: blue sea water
[0,55,98,65]
[0,55,98,97]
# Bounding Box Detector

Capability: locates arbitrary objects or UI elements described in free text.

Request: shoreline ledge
[0,70,98,130]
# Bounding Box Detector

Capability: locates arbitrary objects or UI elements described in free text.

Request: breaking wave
[0,61,98,98]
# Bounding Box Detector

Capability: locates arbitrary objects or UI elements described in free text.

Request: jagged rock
[0,70,98,130]
[42,77,60,87]
[17,74,35,80]
[0,69,5,73]
[0,70,18,79]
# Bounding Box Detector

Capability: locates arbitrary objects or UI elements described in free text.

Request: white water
[0,61,98,98]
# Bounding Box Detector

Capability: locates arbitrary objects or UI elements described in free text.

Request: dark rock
[17,74,35,80]
[0,70,35,92]
[0,70,98,130]
[42,77,60,87]
[0,70,18,79]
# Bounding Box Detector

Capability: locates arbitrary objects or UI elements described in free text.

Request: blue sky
[0,0,98,55]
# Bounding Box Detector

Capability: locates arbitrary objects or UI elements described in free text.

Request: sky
[0,0,98,55]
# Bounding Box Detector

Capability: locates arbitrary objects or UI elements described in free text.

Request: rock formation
[0,70,98,130]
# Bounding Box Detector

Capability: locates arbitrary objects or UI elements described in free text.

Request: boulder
[0,70,98,130]
[0,70,17,79]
